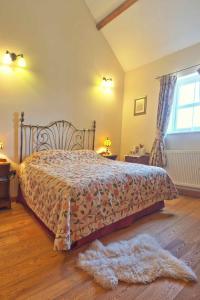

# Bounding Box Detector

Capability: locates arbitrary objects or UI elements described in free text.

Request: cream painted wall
[0,0,124,167]
[121,43,200,158]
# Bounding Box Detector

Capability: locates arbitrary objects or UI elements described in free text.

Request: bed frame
[19,112,96,162]
[18,112,164,250]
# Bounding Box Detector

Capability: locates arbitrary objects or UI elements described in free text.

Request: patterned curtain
[149,74,177,167]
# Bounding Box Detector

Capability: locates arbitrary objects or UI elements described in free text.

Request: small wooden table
[0,162,11,209]
[124,154,150,165]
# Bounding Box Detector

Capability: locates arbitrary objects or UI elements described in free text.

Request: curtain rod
[155,62,200,80]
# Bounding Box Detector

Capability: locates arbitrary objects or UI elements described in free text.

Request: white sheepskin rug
[77,234,197,289]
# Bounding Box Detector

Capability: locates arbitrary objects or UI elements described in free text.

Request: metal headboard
[19,112,96,162]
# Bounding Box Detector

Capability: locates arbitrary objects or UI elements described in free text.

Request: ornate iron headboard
[19,112,96,162]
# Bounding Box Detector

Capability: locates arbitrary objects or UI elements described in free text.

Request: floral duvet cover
[19,150,177,250]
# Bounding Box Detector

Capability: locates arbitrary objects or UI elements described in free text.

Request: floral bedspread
[19,150,177,250]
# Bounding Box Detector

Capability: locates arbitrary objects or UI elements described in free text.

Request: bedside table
[102,154,118,160]
[124,154,150,165]
[0,162,11,209]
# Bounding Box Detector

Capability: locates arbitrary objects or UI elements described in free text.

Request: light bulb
[18,56,26,67]
[106,79,113,88]
[3,52,12,65]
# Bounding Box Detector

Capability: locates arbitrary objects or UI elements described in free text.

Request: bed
[17,113,177,251]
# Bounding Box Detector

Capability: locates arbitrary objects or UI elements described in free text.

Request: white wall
[0,0,124,165]
[121,43,200,158]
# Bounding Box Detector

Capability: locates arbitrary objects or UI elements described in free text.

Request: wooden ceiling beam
[96,0,139,30]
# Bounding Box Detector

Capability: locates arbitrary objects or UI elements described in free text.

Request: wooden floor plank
[0,197,199,300]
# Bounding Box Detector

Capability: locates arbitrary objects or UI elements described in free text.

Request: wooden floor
[0,197,200,300]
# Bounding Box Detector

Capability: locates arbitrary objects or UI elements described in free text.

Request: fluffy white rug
[77,234,197,289]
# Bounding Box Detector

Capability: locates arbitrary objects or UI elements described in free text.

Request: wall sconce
[102,77,113,89]
[0,141,4,150]
[2,50,26,67]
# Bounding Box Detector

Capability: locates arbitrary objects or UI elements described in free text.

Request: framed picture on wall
[134,96,147,116]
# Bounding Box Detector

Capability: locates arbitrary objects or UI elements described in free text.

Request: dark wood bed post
[92,120,96,150]
[20,112,24,163]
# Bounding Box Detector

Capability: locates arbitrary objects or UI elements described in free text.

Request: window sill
[167,131,200,136]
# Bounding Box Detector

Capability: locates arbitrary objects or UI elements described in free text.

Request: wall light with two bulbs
[102,77,113,89]
[2,50,26,67]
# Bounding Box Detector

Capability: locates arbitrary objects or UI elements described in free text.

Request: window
[168,72,200,133]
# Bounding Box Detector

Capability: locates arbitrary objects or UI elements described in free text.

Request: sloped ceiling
[85,0,200,71]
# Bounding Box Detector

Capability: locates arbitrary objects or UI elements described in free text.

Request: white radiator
[165,150,200,189]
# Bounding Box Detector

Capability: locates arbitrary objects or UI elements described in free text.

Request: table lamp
[0,141,6,162]
[103,137,112,155]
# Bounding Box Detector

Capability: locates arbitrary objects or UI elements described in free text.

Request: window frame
[167,72,200,135]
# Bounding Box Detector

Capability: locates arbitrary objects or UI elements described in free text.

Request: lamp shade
[104,137,111,147]
[2,52,12,65]
[18,56,26,67]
